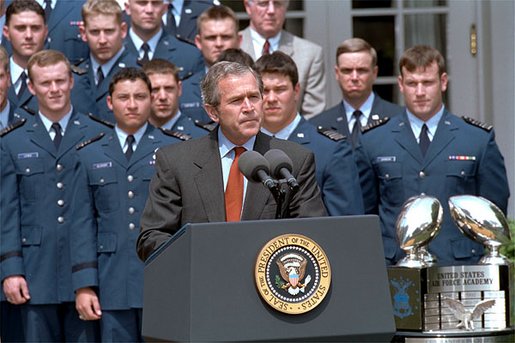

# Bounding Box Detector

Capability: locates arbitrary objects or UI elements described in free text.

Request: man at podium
[137,61,327,261]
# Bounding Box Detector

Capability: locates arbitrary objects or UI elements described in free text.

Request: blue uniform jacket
[7,83,38,115]
[71,125,182,309]
[170,113,209,139]
[165,0,216,42]
[0,111,107,304]
[288,118,364,216]
[309,93,403,145]
[71,49,139,123]
[354,111,510,266]
[124,32,204,80]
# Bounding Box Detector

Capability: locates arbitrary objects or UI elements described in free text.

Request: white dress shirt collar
[249,27,281,59]
[407,105,445,143]
[260,113,302,140]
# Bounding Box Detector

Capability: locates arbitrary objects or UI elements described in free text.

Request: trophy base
[395,328,514,343]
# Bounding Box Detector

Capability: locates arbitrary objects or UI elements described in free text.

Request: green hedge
[499,219,515,263]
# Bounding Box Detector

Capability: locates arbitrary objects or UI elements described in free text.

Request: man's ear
[204,104,220,123]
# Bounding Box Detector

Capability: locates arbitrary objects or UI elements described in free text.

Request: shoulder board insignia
[362,117,390,133]
[88,113,115,128]
[76,132,105,150]
[194,120,217,132]
[160,128,191,141]
[0,118,27,137]
[174,34,195,46]
[316,126,346,142]
[21,105,36,116]
[462,116,492,131]
[71,64,87,75]
[180,71,194,81]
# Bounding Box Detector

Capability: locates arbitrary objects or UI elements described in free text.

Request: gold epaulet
[76,132,105,150]
[88,113,115,128]
[0,118,26,137]
[462,116,493,132]
[71,64,87,75]
[160,128,192,141]
[194,120,217,132]
[362,117,390,133]
[316,126,347,142]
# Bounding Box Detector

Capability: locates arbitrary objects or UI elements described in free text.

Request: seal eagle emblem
[255,234,331,314]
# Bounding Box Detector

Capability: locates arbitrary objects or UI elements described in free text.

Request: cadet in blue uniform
[355,46,510,266]
[3,0,88,64]
[124,0,204,78]
[163,0,218,42]
[3,0,47,113]
[256,51,364,216]
[71,0,139,123]
[0,50,107,341]
[143,58,208,139]
[310,38,402,147]
[71,67,183,342]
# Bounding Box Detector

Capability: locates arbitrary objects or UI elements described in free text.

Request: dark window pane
[352,0,396,9]
[404,14,447,61]
[353,16,396,77]
[373,85,399,105]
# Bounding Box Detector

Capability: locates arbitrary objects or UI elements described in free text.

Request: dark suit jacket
[309,93,403,146]
[137,130,327,261]
[354,110,510,266]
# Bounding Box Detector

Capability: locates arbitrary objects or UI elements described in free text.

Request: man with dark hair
[0,49,106,341]
[71,0,139,123]
[255,51,363,216]
[143,58,208,138]
[3,0,47,113]
[136,61,327,261]
[355,45,510,266]
[71,67,182,341]
[310,38,402,147]
[240,0,326,119]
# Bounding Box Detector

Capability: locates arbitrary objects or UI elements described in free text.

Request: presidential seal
[255,234,331,314]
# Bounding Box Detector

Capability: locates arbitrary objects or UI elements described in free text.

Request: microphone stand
[268,180,286,219]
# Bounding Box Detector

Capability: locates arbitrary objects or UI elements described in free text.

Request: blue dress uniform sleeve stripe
[0,251,23,262]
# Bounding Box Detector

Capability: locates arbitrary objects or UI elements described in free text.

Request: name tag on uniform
[376,156,396,163]
[92,162,113,169]
[17,152,38,159]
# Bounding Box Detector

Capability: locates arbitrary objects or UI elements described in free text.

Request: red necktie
[262,40,271,56]
[225,147,246,222]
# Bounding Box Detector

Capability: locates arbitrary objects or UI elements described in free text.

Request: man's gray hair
[201,61,263,108]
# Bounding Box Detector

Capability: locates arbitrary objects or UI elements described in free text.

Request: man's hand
[3,275,31,304]
[75,287,102,321]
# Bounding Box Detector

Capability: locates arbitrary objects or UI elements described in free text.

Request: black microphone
[238,151,276,190]
[264,149,299,191]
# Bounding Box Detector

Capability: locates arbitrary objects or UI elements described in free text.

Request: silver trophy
[449,195,512,265]
[396,195,443,268]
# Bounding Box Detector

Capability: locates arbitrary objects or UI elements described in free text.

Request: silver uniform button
[128,207,135,214]
[460,170,466,176]
[129,223,136,230]
[22,238,27,243]
[56,164,63,171]
[420,192,426,196]
[57,182,64,189]
[384,173,390,179]
[419,171,425,178]
[471,249,476,254]
[25,168,31,173]
[128,191,134,198]
[57,199,64,207]
[99,178,105,184]
[57,216,64,223]
[127,175,134,182]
